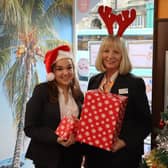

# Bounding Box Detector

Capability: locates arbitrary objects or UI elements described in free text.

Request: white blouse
[58,87,79,119]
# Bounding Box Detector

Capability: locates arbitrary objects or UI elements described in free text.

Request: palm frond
[1,0,23,27]
[30,69,39,91]
[0,48,11,74]
[2,59,23,104]
[14,92,25,124]
[45,0,72,19]
[13,61,39,124]
[3,52,40,123]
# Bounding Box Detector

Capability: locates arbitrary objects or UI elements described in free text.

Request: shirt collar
[104,70,119,83]
[57,86,71,94]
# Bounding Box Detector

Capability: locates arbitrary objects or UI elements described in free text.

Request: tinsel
[141,110,168,168]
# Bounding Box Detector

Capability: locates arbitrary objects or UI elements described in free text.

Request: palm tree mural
[0,0,73,167]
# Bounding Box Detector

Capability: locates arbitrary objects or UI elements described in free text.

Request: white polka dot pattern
[55,116,78,140]
[76,90,128,151]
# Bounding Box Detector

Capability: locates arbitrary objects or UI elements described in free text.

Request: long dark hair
[47,61,83,103]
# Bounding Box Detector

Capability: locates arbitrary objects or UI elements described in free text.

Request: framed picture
[142,76,152,105]
[88,41,101,66]
[127,40,153,68]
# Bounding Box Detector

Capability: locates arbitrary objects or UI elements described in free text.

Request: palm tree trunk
[12,53,32,168]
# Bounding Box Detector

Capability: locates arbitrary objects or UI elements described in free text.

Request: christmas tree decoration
[141,110,168,168]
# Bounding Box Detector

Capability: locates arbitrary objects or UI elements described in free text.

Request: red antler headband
[98,5,136,36]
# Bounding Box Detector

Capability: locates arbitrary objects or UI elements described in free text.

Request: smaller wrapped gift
[76,89,128,151]
[55,116,79,140]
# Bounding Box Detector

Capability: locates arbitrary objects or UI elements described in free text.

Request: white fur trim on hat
[46,72,55,81]
[53,50,73,65]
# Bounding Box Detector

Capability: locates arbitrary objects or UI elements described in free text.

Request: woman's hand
[57,134,75,147]
[111,138,126,152]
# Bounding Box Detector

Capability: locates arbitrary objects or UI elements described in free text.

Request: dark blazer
[84,72,152,168]
[24,82,84,168]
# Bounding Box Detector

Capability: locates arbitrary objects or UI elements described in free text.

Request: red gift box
[55,116,78,140]
[76,89,128,151]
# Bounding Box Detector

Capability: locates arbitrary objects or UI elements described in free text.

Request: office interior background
[0,0,168,167]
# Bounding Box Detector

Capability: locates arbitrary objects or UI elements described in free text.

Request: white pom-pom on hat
[46,72,55,81]
[44,45,73,81]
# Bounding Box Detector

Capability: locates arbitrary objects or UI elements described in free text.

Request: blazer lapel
[111,75,129,96]
[87,73,104,90]
[110,75,123,94]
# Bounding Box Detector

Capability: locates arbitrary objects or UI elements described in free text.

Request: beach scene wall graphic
[0,0,73,167]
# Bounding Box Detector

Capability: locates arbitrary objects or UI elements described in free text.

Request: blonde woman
[83,36,152,168]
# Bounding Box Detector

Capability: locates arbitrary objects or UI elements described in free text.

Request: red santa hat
[44,45,73,81]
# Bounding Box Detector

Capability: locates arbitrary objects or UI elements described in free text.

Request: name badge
[119,88,128,94]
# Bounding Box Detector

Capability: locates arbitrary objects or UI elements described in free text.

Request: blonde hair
[95,35,132,74]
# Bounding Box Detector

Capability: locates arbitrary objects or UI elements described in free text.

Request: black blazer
[24,82,84,167]
[84,72,152,168]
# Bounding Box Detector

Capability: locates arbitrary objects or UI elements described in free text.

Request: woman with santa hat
[24,45,84,168]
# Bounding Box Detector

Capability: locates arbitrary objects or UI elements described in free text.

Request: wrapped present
[55,116,79,140]
[76,89,128,151]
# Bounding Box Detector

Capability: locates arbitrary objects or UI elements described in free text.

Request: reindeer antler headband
[98,5,136,36]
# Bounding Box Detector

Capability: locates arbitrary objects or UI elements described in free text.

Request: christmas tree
[141,110,168,168]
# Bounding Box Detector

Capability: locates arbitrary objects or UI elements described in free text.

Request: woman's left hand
[111,138,126,152]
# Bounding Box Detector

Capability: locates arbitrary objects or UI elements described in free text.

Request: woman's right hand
[111,138,126,152]
[57,134,75,147]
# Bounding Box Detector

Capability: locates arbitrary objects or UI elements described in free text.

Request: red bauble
[152,165,157,168]
[159,120,165,129]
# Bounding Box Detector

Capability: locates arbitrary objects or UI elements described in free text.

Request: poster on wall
[76,49,90,93]
[0,1,73,167]
[87,41,101,84]
[89,41,101,66]
[127,40,153,68]
[142,77,152,106]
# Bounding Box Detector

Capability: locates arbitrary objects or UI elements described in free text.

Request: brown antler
[98,5,116,35]
[116,9,136,36]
